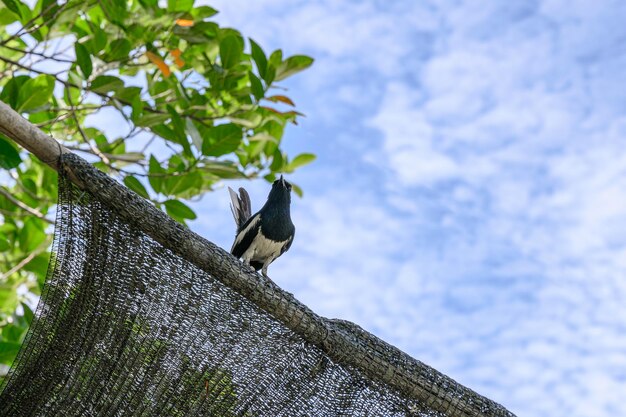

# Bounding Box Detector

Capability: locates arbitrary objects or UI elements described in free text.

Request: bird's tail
[228,187,252,229]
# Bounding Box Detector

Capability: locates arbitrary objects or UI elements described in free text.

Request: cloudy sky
[186,1,626,416]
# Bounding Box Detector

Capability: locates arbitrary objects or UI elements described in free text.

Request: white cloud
[367,83,458,185]
[362,2,626,415]
[196,1,626,416]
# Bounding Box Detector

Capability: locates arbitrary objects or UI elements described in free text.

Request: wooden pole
[0,101,84,187]
[0,101,66,169]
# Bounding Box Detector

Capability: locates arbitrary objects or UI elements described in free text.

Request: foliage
[0,0,315,374]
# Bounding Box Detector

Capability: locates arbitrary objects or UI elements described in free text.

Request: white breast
[242,233,284,265]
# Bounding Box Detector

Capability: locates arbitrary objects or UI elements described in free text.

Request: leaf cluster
[0,0,316,371]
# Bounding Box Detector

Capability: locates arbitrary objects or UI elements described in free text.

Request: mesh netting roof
[0,154,516,417]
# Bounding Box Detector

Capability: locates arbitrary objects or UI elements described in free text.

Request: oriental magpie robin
[228,175,295,278]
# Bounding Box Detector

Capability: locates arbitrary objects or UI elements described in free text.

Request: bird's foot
[261,266,269,279]
[240,259,256,274]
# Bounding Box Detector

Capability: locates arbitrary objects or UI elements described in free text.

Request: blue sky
[183,1,626,416]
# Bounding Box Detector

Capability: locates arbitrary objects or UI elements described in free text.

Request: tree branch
[0,44,75,64]
[65,145,146,165]
[8,171,53,204]
[0,239,51,281]
[0,0,83,47]
[0,101,79,186]
[0,55,246,125]
[0,188,54,225]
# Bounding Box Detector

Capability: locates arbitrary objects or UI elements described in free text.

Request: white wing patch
[231,214,260,252]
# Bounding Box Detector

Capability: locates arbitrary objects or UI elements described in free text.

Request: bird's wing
[280,230,295,256]
[230,213,261,257]
[228,187,253,229]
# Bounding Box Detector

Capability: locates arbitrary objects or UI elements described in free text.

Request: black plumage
[229,176,295,277]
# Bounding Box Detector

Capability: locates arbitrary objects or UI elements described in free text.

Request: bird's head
[267,175,292,205]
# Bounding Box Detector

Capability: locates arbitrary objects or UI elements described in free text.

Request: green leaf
[167,0,193,12]
[275,55,314,81]
[0,232,10,251]
[114,86,141,103]
[0,8,20,24]
[17,75,54,112]
[249,38,267,79]
[0,341,21,364]
[201,123,242,156]
[0,286,18,315]
[286,153,316,171]
[191,5,217,19]
[99,0,128,24]
[185,118,203,151]
[148,155,164,194]
[291,182,303,197]
[123,175,149,199]
[167,172,201,196]
[259,120,284,139]
[103,38,131,62]
[268,49,282,68]
[18,217,46,252]
[74,42,92,78]
[164,199,196,220]
[0,136,21,169]
[247,132,277,143]
[84,25,107,54]
[219,35,243,69]
[166,108,192,156]
[135,113,170,127]
[173,21,218,44]
[1,321,26,342]
[151,123,180,145]
[65,72,82,102]
[15,1,30,25]
[40,0,60,23]
[0,75,28,109]
[201,160,241,179]
[228,110,262,129]
[264,49,282,84]
[90,75,124,94]
[21,302,34,325]
[248,71,264,100]
[23,252,49,278]
[1,0,21,17]
[27,111,54,127]
[270,149,284,172]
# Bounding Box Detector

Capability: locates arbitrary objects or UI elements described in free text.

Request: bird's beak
[279,175,285,186]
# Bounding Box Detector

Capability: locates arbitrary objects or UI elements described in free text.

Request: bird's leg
[241,255,256,273]
[261,264,269,278]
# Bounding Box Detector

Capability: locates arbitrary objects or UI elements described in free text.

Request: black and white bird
[228,176,295,278]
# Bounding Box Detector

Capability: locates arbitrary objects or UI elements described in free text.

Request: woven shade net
[0,154,515,417]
